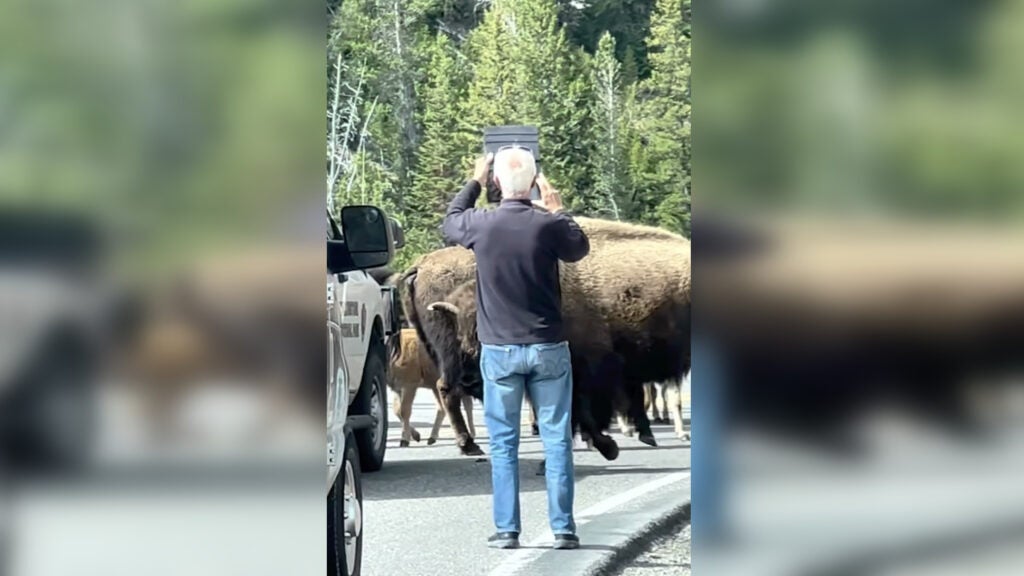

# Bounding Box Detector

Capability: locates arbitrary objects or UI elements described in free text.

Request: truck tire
[328,432,363,576]
[352,347,388,472]
[3,341,97,473]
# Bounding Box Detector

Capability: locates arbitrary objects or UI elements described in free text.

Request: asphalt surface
[2,383,689,576]
[361,389,691,576]
[700,412,1024,576]
[615,522,691,576]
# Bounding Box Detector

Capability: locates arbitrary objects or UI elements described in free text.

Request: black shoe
[552,534,580,550]
[488,532,520,549]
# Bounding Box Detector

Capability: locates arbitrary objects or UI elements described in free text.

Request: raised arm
[442,180,483,248]
[534,173,590,262]
[551,212,590,262]
[441,154,492,248]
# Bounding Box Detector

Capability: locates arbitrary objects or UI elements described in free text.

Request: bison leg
[650,382,664,422]
[427,386,445,445]
[439,383,483,456]
[575,395,619,461]
[670,389,687,440]
[630,383,658,447]
[393,389,409,447]
[663,379,688,436]
[658,382,672,423]
[397,387,419,446]
[573,356,623,460]
[462,395,477,439]
[617,413,635,437]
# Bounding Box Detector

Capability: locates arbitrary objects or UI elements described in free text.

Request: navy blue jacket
[442,180,590,345]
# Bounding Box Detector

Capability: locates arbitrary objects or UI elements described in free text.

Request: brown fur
[111,245,331,444]
[404,217,691,457]
[575,216,686,244]
[388,328,475,446]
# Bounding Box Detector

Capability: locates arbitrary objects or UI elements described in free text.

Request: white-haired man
[443,148,589,551]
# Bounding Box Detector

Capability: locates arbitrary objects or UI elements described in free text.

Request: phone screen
[482,126,541,202]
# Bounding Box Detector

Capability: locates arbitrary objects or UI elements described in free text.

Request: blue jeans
[481,341,576,536]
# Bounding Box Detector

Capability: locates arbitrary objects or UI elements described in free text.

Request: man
[442,148,590,550]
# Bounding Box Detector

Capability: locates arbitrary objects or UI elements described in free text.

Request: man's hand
[473,153,493,187]
[534,173,564,213]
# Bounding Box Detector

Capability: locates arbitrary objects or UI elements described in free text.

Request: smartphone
[482,125,541,203]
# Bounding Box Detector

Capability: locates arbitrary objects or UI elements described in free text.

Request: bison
[643,378,689,440]
[388,327,475,447]
[401,216,691,459]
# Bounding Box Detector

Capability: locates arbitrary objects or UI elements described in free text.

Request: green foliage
[328,0,692,272]
[334,0,423,201]
[406,33,472,257]
[462,0,593,205]
[557,0,657,79]
[588,33,629,219]
[628,0,691,235]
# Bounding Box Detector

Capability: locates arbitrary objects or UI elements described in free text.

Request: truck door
[336,270,378,404]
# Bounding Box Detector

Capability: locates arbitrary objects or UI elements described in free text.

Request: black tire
[328,432,363,576]
[2,343,97,474]
[351,347,388,472]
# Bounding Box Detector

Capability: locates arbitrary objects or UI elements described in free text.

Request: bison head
[426,283,484,399]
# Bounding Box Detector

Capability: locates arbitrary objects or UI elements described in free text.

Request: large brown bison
[400,216,691,459]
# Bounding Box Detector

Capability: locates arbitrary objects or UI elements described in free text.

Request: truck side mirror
[337,205,395,270]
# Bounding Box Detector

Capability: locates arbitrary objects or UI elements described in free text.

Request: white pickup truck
[327,205,402,576]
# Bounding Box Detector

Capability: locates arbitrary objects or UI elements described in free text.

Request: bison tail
[399,267,420,330]
[400,268,441,370]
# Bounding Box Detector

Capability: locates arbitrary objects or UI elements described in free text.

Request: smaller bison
[644,381,672,424]
[645,379,689,440]
[388,328,475,447]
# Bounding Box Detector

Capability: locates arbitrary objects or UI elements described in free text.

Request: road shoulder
[487,472,691,576]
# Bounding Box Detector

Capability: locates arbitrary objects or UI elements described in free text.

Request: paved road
[700,413,1024,576]
[616,522,691,576]
[2,383,688,576]
[361,389,691,576]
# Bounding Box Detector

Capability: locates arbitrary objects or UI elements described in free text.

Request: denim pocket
[481,344,513,382]
[532,342,570,380]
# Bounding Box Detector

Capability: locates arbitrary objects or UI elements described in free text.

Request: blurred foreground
[1,1,324,574]
[697,0,1024,574]
[696,216,1024,576]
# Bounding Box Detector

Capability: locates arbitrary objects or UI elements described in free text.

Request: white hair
[493,147,537,199]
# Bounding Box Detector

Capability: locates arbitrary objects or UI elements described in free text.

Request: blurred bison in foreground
[0,208,136,473]
[699,215,1024,448]
[112,245,324,446]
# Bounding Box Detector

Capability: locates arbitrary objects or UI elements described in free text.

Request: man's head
[492,147,537,200]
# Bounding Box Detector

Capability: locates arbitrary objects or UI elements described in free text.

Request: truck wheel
[352,349,388,472]
[328,432,363,576]
[3,344,97,473]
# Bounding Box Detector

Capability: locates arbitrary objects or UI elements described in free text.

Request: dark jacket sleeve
[442,180,483,248]
[551,211,590,262]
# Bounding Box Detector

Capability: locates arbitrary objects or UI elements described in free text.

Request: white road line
[487,471,690,576]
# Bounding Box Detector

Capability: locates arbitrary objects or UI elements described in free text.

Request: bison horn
[427,302,460,315]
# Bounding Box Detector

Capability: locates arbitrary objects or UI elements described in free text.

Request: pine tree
[463,0,593,205]
[405,33,473,265]
[631,0,691,236]
[621,43,640,86]
[334,0,424,209]
[589,32,628,219]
